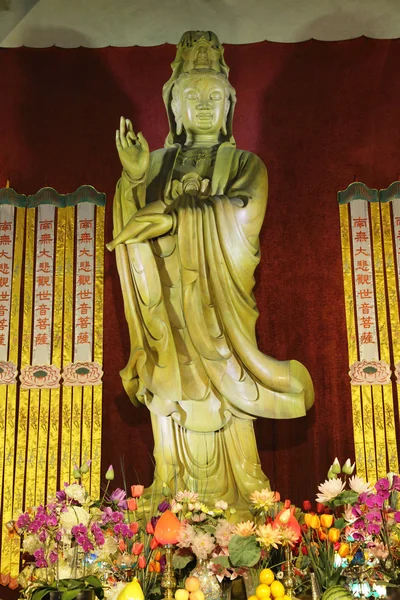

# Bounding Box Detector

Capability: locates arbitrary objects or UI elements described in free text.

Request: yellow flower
[200,504,210,514]
[256,524,282,549]
[320,514,334,528]
[234,521,256,537]
[278,526,298,547]
[250,489,277,511]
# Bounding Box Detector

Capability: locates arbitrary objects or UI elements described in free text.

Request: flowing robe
[113,142,313,505]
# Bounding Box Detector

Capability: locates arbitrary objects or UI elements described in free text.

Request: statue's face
[179,75,228,135]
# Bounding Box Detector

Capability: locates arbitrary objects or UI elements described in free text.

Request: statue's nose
[196,100,212,109]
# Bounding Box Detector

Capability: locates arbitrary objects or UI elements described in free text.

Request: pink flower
[191,533,216,559]
[215,520,235,548]
[177,524,196,548]
[138,555,146,569]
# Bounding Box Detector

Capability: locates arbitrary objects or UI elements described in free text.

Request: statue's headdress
[163,31,236,147]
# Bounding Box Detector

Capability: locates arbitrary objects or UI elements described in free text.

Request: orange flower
[328,528,340,543]
[318,528,328,541]
[150,537,159,550]
[149,560,161,573]
[154,550,162,561]
[320,514,334,528]
[118,540,127,552]
[131,485,144,498]
[138,555,146,569]
[127,498,138,511]
[338,543,350,558]
[274,492,281,502]
[310,515,320,529]
[131,542,144,555]
[129,521,139,534]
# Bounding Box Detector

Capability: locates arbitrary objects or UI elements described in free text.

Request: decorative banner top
[0,186,106,208]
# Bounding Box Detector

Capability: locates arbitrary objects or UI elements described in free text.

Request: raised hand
[116,116,150,181]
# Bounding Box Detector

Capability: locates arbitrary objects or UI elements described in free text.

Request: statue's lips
[197,112,212,120]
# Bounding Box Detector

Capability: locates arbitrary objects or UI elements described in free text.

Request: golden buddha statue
[107,31,314,510]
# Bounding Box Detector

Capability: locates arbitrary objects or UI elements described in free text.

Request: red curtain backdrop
[1,39,400,561]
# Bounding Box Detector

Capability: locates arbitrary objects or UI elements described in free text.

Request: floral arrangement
[14,464,165,600]
[299,457,400,598]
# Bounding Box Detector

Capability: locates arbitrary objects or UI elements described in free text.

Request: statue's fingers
[115,130,123,152]
[119,116,128,147]
[137,132,149,153]
[126,119,136,137]
[127,131,137,146]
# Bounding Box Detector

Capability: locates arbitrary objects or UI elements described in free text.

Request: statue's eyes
[210,91,222,100]
[185,90,199,100]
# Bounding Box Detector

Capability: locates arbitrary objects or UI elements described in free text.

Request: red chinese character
[353,217,368,228]
[39,233,52,245]
[79,232,93,243]
[35,333,48,345]
[37,317,50,330]
[355,231,368,242]
[358,288,374,299]
[38,290,51,301]
[77,316,91,329]
[0,304,8,317]
[360,331,374,344]
[356,260,369,272]
[79,261,91,273]
[39,220,53,230]
[0,263,10,275]
[0,235,11,246]
[359,302,373,314]
[79,248,93,257]
[0,318,7,330]
[38,249,51,259]
[0,277,9,288]
[78,302,90,315]
[0,221,12,232]
[79,219,93,230]
[37,276,50,287]
[355,246,370,257]
[77,331,90,344]
[38,261,51,273]
[0,334,5,346]
[77,289,92,300]
[36,303,50,316]
[0,291,10,301]
[78,275,91,286]
[0,251,11,259]
[356,275,372,285]
[360,316,374,328]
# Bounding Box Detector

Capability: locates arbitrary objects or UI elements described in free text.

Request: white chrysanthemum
[65,483,87,504]
[60,505,90,532]
[234,521,256,537]
[315,479,345,504]
[97,535,119,560]
[255,524,282,549]
[215,500,228,510]
[349,475,373,495]
[175,490,199,503]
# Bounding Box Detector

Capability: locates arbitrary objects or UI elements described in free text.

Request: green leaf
[62,590,82,600]
[228,534,260,567]
[334,518,345,530]
[331,490,359,507]
[172,554,195,569]
[31,588,54,600]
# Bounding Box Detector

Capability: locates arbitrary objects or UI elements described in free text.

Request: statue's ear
[221,121,227,136]
[171,97,182,135]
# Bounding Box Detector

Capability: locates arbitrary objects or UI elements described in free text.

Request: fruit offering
[253,569,287,599]
[175,576,205,600]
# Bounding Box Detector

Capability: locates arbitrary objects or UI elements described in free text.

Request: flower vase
[242,570,257,598]
[282,546,299,599]
[190,559,221,600]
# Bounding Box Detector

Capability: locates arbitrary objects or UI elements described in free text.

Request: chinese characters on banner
[345,197,391,385]
[62,202,103,385]
[0,205,17,384]
[20,205,60,388]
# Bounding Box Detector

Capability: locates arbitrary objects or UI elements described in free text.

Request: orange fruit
[189,591,205,600]
[283,596,291,600]
[256,584,271,599]
[185,577,200,593]
[259,569,275,585]
[270,581,285,598]
[248,596,258,600]
[175,590,190,600]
